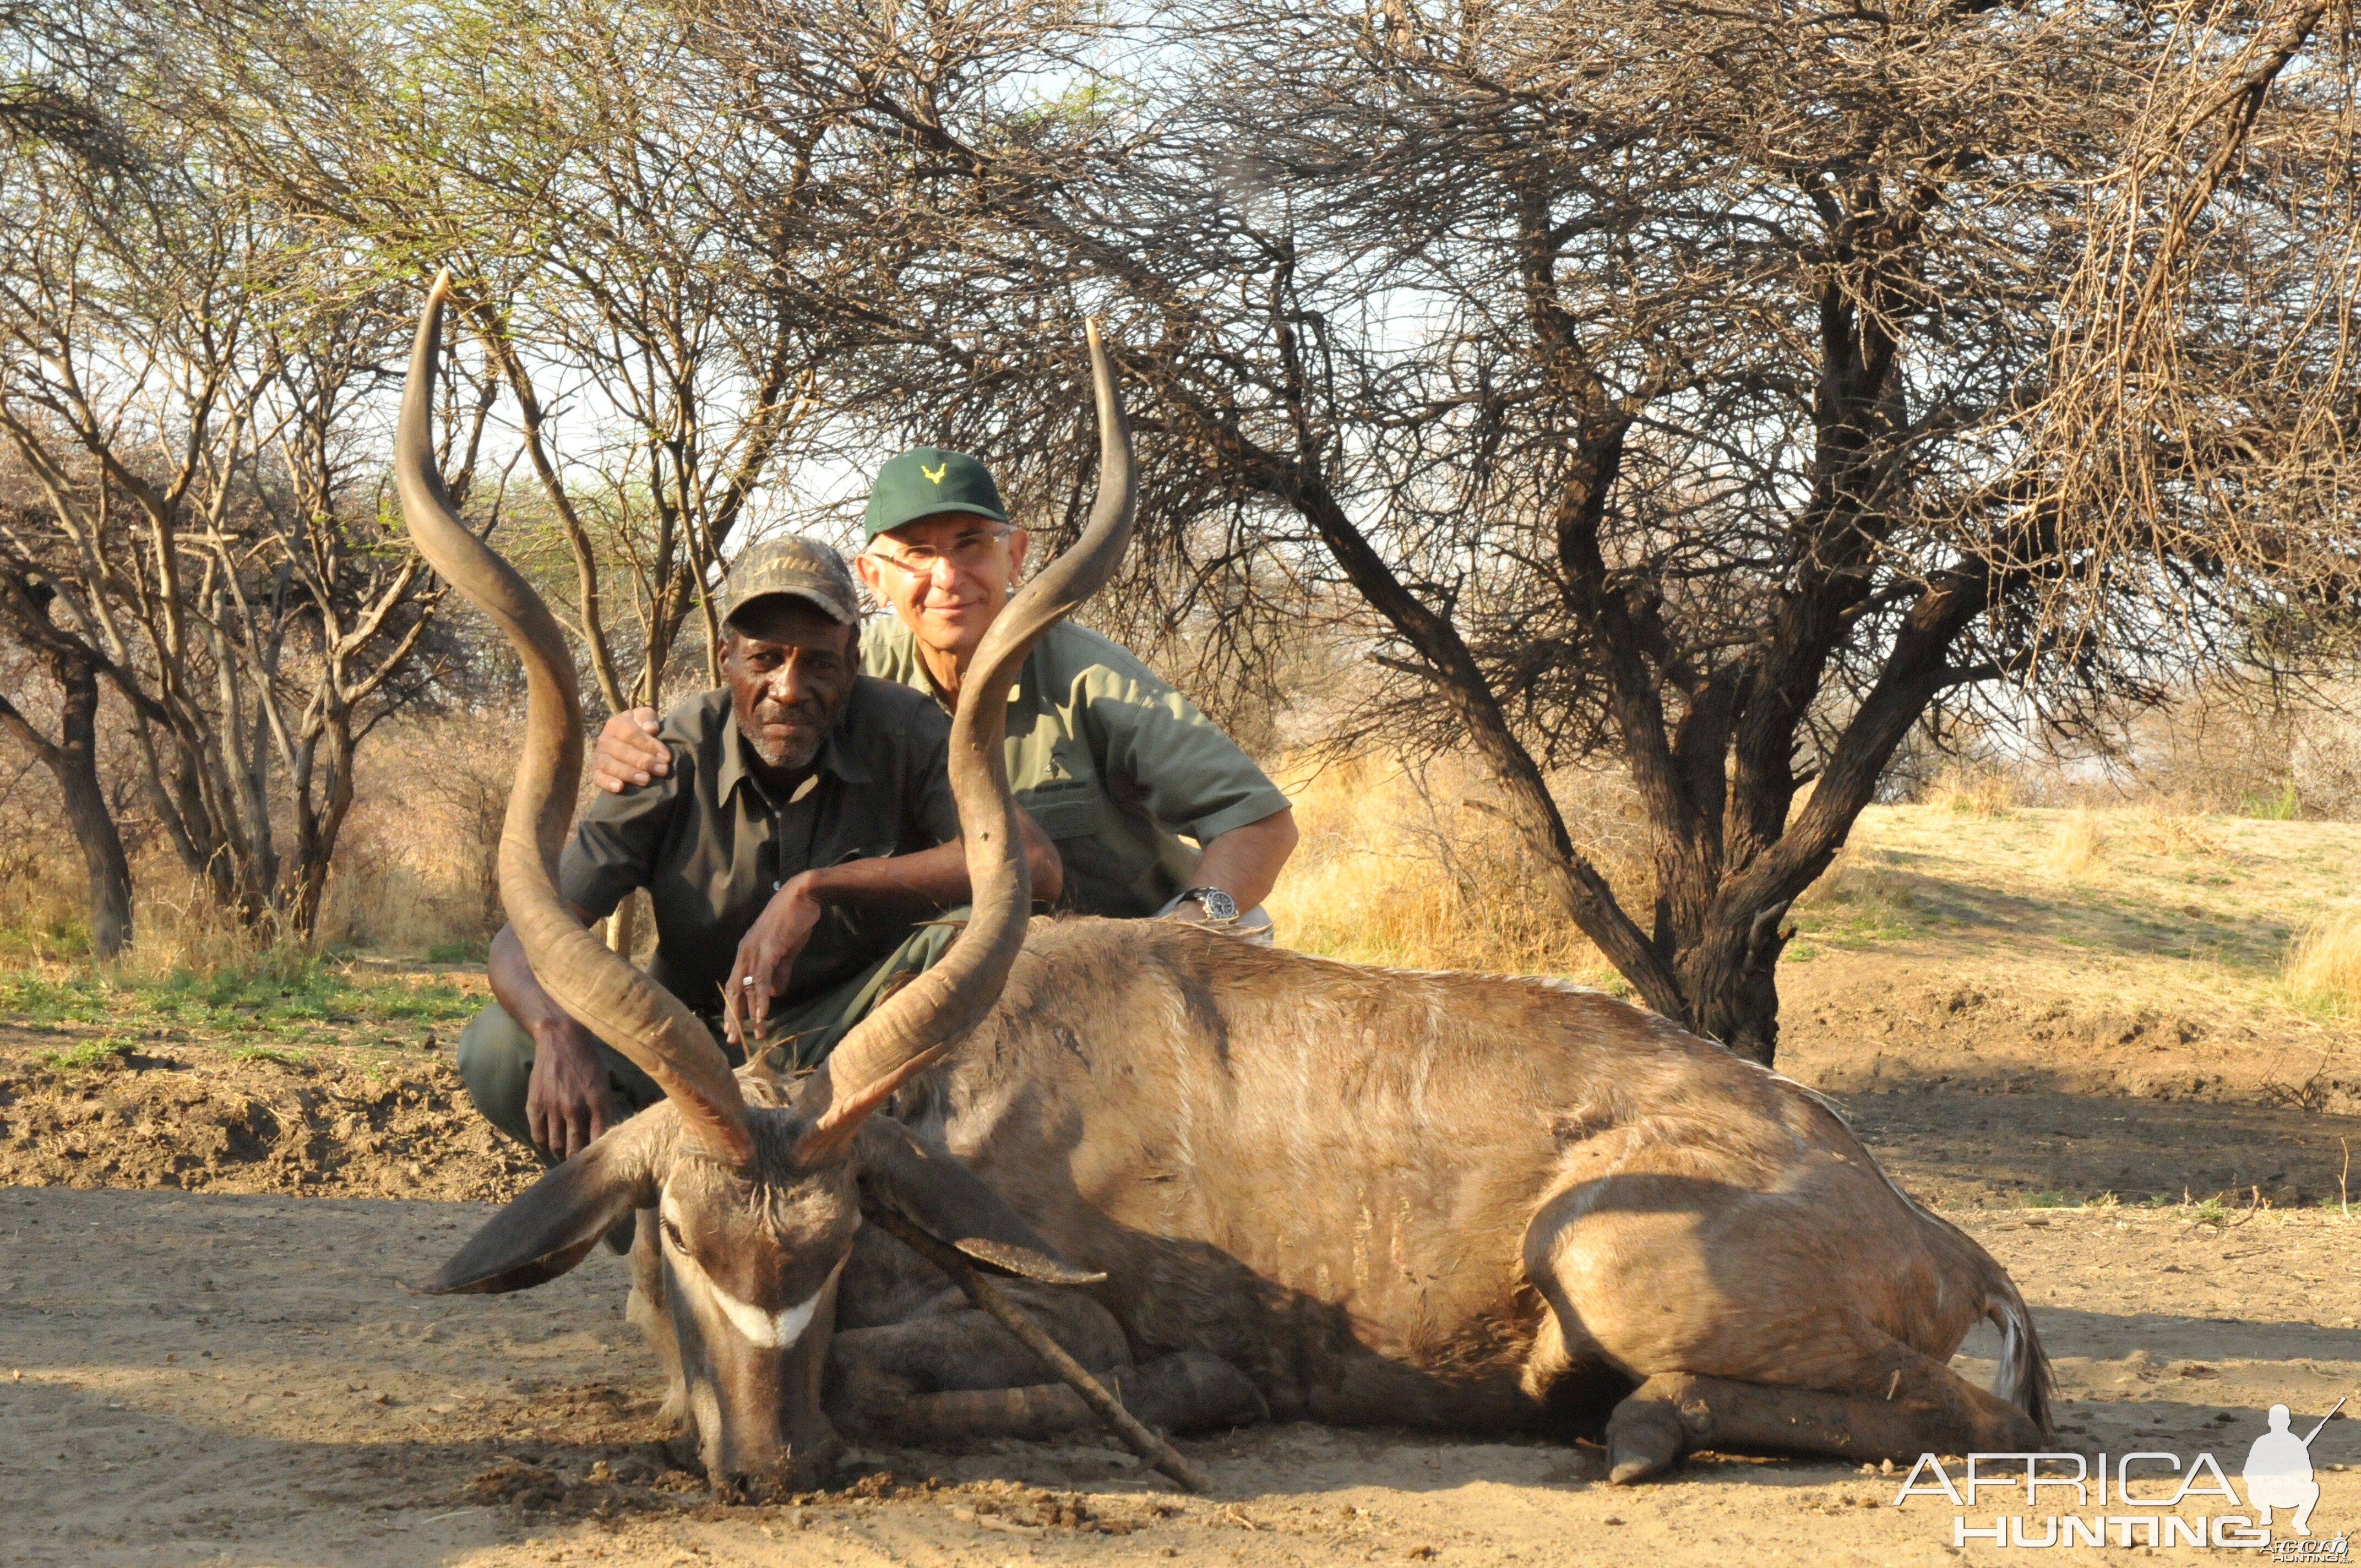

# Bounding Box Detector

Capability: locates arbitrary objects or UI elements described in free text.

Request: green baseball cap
[862,447,1008,542]
[718,534,861,627]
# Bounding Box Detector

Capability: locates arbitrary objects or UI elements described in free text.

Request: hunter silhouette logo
[1893,1396,2348,1554]
[921,461,948,486]
[2248,1401,2340,1537]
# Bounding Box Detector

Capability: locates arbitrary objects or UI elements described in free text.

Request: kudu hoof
[1604,1382,1689,1484]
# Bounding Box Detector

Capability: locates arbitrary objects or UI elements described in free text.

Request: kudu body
[397,275,2047,1493]
[840,923,2049,1479]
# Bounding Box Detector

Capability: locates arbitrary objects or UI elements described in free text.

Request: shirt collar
[718,705,871,808]
[908,636,1032,715]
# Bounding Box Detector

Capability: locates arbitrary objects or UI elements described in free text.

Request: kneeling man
[456,536,1059,1164]
[594,448,1294,934]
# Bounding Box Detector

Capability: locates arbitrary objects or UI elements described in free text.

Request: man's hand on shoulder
[591,706,669,792]
[525,1015,616,1161]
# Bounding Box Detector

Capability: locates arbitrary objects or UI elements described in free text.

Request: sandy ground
[3,1190,2356,1567]
[4,935,2361,1566]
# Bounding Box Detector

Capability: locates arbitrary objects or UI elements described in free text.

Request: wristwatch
[1177,886,1239,922]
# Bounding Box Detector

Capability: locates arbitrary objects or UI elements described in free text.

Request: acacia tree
[0,89,453,939]
[709,0,2361,1063]
[174,0,893,714]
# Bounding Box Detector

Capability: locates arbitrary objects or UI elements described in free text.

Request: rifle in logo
[2248,1397,2344,1537]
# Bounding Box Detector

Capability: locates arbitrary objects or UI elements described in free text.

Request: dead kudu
[397,275,2049,1495]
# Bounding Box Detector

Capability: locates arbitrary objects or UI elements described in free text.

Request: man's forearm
[486,911,603,1037]
[1193,806,1298,910]
[488,924,569,1036]
[799,819,1063,918]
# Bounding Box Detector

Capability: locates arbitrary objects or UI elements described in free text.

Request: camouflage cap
[719,534,861,628]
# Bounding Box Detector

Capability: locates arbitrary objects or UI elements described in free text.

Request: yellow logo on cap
[921,461,947,486]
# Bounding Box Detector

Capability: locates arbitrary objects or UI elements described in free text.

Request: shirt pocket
[1018,778,1124,845]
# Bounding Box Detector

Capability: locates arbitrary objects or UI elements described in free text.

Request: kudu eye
[661,1217,686,1251]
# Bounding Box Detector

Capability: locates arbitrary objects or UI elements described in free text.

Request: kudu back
[396,274,2048,1490]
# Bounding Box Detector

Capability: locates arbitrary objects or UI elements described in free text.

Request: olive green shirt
[862,617,1291,918]
[558,679,960,1021]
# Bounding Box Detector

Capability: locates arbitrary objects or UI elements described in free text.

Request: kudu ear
[856,1120,1103,1287]
[412,1123,656,1295]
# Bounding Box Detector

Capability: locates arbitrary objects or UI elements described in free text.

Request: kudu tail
[1985,1272,2053,1434]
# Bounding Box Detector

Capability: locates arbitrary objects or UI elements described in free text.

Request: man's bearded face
[721,600,858,774]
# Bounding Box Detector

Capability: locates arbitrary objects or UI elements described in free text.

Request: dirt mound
[1781,960,2361,1114]
[0,1037,537,1201]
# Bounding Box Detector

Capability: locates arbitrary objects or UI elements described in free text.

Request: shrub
[2046,810,2109,879]
[2285,909,2361,1014]
[1924,765,2014,817]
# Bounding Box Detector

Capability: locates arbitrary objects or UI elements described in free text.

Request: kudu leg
[830,1301,1261,1446]
[1605,1346,2046,1484]
[840,1351,1264,1446]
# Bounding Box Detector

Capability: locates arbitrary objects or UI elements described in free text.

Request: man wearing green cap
[592,448,1297,934]
[455,533,1063,1167]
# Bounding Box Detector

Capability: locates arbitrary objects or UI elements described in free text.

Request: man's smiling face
[720,598,858,774]
[855,510,1031,666]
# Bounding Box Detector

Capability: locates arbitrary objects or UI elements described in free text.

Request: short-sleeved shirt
[862,616,1291,918]
[558,679,960,1021]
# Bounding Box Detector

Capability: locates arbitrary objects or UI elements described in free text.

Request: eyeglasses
[864,526,1012,576]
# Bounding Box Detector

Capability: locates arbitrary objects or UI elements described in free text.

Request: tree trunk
[1681,906,1793,1066]
[284,718,357,941]
[0,576,136,959]
[0,657,135,959]
[50,661,134,959]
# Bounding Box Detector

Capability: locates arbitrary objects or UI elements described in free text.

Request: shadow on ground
[1840,1088,2361,1209]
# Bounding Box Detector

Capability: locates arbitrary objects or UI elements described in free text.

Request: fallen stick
[865,1205,1210,1493]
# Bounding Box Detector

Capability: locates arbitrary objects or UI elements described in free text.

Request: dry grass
[1791,802,2361,1038]
[318,713,523,958]
[2135,799,2222,858]
[1789,831,1920,953]
[0,713,521,968]
[2046,809,2109,879]
[2284,910,2361,1015]
[1924,764,2015,818]
[6,706,2361,1055]
[1263,752,1636,983]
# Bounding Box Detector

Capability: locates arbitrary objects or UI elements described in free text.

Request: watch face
[1194,888,1238,921]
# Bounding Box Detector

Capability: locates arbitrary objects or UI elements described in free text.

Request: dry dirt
[1781,954,2361,1213]
[0,1032,537,1202]
[4,1191,2356,1567]
[4,945,2361,1566]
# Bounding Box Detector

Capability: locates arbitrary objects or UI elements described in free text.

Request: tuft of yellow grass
[1925,765,2014,817]
[2046,809,2109,879]
[1264,753,1632,980]
[2136,799,2222,858]
[2285,909,2361,1013]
